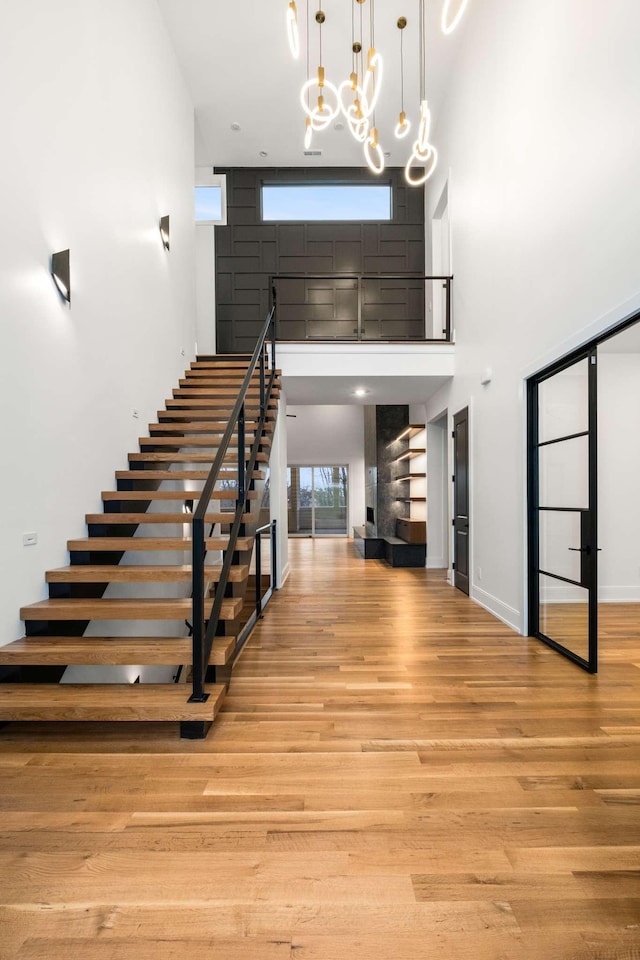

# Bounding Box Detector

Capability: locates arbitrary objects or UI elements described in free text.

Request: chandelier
[285,0,471,185]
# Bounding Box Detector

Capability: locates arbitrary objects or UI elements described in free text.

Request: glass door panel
[313,466,348,535]
[288,465,348,537]
[530,349,597,672]
[539,574,590,663]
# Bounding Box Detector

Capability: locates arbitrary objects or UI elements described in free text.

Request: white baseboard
[472,584,522,634]
[278,561,291,588]
[599,586,640,602]
[426,555,446,569]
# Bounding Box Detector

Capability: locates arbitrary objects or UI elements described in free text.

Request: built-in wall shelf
[396,424,425,442]
[393,426,426,544]
[395,448,426,462]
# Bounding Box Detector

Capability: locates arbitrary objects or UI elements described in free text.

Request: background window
[194,170,227,224]
[262,183,392,222]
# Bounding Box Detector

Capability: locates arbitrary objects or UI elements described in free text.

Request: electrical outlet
[23,532,38,547]
[132,409,139,419]
[477,566,482,581]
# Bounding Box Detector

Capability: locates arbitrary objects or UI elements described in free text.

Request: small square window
[194,171,227,225]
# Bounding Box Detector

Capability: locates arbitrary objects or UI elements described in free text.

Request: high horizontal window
[262,183,392,222]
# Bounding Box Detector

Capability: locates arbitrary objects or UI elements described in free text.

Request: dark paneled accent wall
[364,405,377,535]
[376,406,410,538]
[215,167,425,353]
[363,405,410,538]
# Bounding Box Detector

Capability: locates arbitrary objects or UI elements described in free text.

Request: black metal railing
[190,306,276,703]
[254,519,277,621]
[270,273,453,343]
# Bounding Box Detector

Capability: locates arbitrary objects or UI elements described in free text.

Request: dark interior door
[453,407,469,594]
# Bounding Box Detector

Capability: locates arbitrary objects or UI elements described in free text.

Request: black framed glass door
[528,349,598,672]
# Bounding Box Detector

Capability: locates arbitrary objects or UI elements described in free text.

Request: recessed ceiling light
[259,150,268,158]
[384,151,391,158]
[230,122,241,131]
[334,121,344,131]
[354,388,368,397]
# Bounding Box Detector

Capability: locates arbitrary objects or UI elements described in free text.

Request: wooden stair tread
[138,436,272,447]
[158,410,276,421]
[0,635,235,666]
[86,512,256,524]
[20,596,243,621]
[114,469,265,481]
[67,536,252,551]
[165,399,278,409]
[0,683,225,722]
[127,452,269,463]
[46,564,249,583]
[102,490,257,501]
[149,422,274,433]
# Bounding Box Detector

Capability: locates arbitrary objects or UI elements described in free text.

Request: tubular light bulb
[405,142,438,185]
[364,127,385,174]
[417,100,432,151]
[441,0,471,35]
[287,1,300,58]
[394,111,411,140]
[338,78,367,119]
[361,49,384,119]
[300,75,340,122]
[304,117,313,148]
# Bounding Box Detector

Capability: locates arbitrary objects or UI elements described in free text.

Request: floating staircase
[0,353,280,735]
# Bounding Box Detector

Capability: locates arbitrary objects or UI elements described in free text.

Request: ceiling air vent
[303,150,322,157]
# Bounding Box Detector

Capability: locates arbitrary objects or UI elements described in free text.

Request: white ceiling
[157,0,468,168]
[282,373,451,404]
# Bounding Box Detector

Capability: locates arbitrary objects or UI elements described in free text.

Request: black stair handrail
[190,306,277,703]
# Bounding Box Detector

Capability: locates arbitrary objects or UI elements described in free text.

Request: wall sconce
[51,249,71,303]
[159,215,170,250]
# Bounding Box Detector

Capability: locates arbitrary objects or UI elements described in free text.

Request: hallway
[1,538,639,959]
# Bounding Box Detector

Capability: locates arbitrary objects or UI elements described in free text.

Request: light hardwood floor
[1,538,639,960]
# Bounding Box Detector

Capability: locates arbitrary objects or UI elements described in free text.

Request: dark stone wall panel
[215,167,425,352]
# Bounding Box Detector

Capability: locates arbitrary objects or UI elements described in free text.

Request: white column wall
[0,0,197,644]
[423,0,640,631]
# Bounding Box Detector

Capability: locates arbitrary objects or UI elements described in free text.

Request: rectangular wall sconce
[159,215,170,250]
[51,249,71,302]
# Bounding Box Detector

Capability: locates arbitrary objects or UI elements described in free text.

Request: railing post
[255,530,262,619]
[271,282,278,350]
[445,277,452,342]
[189,518,208,702]
[259,348,265,421]
[271,518,278,590]
[238,402,246,507]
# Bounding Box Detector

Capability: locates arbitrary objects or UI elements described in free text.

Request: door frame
[527,347,598,672]
[526,307,640,672]
[453,406,470,595]
[287,464,349,538]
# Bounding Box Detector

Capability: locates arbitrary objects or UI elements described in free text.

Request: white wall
[423,0,640,631]
[286,405,365,532]
[0,0,197,644]
[269,397,290,585]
